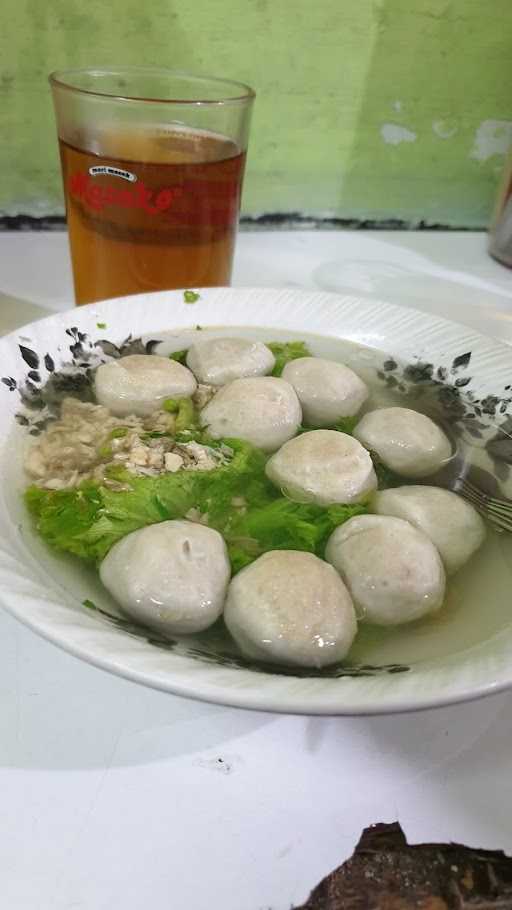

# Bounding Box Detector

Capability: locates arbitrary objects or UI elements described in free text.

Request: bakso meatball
[224,550,357,668]
[94,354,197,418]
[282,357,368,427]
[325,515,445,626]
[200,376,301,452]
[265,430,377,505]
[353,407,452,478]
[372,485,486,575]
[99,520,230,636]
[186,337,275,386]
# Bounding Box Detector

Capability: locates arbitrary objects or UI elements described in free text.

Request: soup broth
[9,326,512,677]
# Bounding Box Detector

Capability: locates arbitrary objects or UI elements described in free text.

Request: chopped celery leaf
[169,349,188,365]
[297,415,359,436]
[331,415,359,435]
[370,453,403,490]
[162,398,180,413]
[162,397,198,431]
[175,398,198,431]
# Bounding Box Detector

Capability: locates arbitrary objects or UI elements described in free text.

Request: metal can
[489,148,512,267]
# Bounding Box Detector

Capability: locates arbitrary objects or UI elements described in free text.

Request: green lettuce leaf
[297,415,360,436]
[25,436,367,571]
[267,340,311,376]
[224,498,366,569]
[25,439,267,565]
[169,349,188,365]
[331,415,359,435]
[25,337,373,575]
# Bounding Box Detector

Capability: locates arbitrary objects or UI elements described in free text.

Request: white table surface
[1,230,512,910]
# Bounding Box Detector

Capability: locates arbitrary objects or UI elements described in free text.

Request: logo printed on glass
[89,165,137,182]
[68,171,182,214]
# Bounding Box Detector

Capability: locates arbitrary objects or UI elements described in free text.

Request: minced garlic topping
[24,397,231,490]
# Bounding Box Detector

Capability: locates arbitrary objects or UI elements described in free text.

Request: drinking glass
[50,67,255,305]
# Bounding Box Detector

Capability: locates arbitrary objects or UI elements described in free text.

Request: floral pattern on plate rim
[3,324,512,680]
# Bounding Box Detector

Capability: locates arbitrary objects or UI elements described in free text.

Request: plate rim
[1,285,511,716]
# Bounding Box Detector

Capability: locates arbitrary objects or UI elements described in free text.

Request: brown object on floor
[295,822,512,909]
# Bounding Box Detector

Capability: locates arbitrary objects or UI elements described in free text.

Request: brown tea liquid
[59,127,246,304]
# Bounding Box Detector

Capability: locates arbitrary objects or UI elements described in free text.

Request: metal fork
[427,422,512,534]
[450,477,512,533]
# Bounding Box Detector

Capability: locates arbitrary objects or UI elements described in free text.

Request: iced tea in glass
[50,68,254,305]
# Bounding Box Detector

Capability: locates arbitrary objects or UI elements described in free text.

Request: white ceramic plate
[1,286,512,715]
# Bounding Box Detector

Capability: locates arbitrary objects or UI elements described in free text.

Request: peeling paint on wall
[470,120,512,163]
[432,120,458,140]
[380,123,418,145]
[1,0,512,227]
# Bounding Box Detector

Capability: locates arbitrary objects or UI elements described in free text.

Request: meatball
[353,407,452,478]
[282,356,368,427]
[265,430,377,505]
[186,337,275,386]
[224,550,357,668]
[325,514,445,625]
[372,485,486,575]
[200,376,302,452]
[99,520,230,636]
[94,354,196,418]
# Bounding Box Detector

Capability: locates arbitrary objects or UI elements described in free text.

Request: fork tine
[435,472,512,533]
[460,479,506,508]
[457,481,488,508]
[487,515,512,533]
[461,482,512,517]
[459,479,494,502]
[486,516,512,533]
[463,478,512,505]
[457,486,483,507]
[466,507,512,533]
[457,480,512,533]
[484,501,512,519]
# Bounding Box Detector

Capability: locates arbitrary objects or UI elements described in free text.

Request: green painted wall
[1,0,512,227]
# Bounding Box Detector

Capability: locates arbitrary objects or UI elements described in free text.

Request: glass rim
[49,66,255,106]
